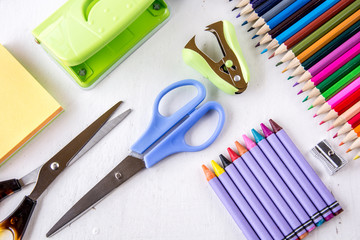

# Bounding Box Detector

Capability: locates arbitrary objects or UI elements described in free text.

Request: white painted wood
[0,0,355,239]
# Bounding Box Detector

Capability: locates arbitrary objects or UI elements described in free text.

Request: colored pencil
[252,129,328,225]
[251,0,297,27]
[328,101,360,131]
[334,112,360,137]
[279,0,360,64]
[353,151,360,159]
[309,64,360,107]
[273,0,356,58]
[243,134,317,232]
[245,0,283,25]
[321,97,360,124]
[284,9,360,71]
[241,0,269,15]
[306,56,360,101]
[256,0,312,35]
[347,136,360,152]
[260,124,334,221]
[201,165,260,240]
[300,43,360,92]
[236,0,250,9]
[269,119,343,215]
[340,124,360,145]
[297,30,360,83]
[231,145,308,238]
[317,79,360,116]
[259,0,326,46]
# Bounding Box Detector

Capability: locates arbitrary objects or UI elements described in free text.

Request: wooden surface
[0,0,358,239]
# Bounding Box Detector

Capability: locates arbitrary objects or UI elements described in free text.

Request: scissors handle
[0,179,22,202]
[144,101,225,168]
[131,79,206,154]
[0,196,36,240]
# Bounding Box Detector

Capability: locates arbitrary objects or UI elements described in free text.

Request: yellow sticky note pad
[0,44,63,165]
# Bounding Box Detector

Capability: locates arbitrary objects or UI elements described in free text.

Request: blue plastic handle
[131,79,206,154]
[143,101,225,168]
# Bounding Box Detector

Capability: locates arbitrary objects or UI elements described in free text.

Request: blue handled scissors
[47,79,225,237]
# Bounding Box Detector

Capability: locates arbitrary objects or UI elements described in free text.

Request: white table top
[0,0,358,239]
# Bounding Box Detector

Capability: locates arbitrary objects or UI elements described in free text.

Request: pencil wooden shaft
[332,101,360,128]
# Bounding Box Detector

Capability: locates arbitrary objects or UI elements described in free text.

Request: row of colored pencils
[233,0,360,159]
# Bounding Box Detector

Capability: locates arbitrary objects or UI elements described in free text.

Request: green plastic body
[182,21,249,95]
[33,0,170,88]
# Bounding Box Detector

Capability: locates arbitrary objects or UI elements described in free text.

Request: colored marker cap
[260,123,273,137]
[201,165,215,181]
[235,141,248,156]
[269,119,282,133]
[211,160,225,177]
[219,154,232,168]
[242,135,256,150]
[251,128,264,143]
[227,147,240,162]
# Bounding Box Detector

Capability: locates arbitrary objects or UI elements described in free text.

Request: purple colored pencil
[261,123,334,222]
[243,135,316,233]
[225,163,286,240]
[203,166,259,240]
[252,129,325,227]
[216,170,273,240]
[269,119,344,216]
[231,153,302,239]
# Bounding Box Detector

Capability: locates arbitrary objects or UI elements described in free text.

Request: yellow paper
[0,44,63,164]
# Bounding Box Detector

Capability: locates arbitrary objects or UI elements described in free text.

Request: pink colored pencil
[298,31,360,84]
[301,43,360,92]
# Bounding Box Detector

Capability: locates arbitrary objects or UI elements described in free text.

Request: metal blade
[18,166,42,187]
[29,101,123,201]
[46,155,145,237]
[68,109,132,166]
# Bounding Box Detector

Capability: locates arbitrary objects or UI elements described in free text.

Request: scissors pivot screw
[114,172,122,180]
[50,162,60,171]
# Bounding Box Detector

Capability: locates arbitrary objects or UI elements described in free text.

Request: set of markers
[232,0,360,158]
[202,119,342,240]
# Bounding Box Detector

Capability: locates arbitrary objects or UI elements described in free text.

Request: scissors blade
[46,155,145,237]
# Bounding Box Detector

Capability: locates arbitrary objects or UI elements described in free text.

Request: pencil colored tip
[251,128,264,143]
[248,27,254,32]
[354,155,359,160]
[232,7,239,11]
[288,76,294,80]
[235,141,248,156]
[293,82,299,87]
[319,121,324,125]
[211,160,225,177]
[268,53,275,59]
[219,154,232,168]
[261,49,268,54]
[243,134,256,150]
[236,13,241,18]
[313,114,317,118]
[282,68,288,73]
[276,62,283,67]
[252,35,259,39]
[260,123,273,137]
[333,133,338,138]
[269,119,282,133]
[302,96,308,102]
[339,142,344,146]
[327,126,334,131]
[255,42,260,47]
[297,90,303,95]
[307,105,313,110]
[242,21,248,26]
[202,165,215,181]
[227,147,240,162]
[346,149,351,153]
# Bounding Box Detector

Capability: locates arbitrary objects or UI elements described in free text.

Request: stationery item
[283,9,360,71]
[341,124,360,144]
[279,0,360,64]
[231,145,308,238]
[256,0,312,35]
[221,154,298,240]
[347,137,360,152]
[319,80,360,122]
[335,112,360,137]
[251,0,297,28]
[251,129,327,226]
[242,134,316,232]
[183,21,250,95]
[273,0,356,59]
[235,0,250,9]
[211,161,276,240]
[260,124,334,220]
[0,44,63,165]
[201,165,259,240]
[32,0,170,88]
[300,44,360,92]
[328,101,360,131]
[297,30,360,83]
[261,0,326,47]
[241,0,272,15]
[309,64,360,107]
[47,79,225,237]
[0,102,131,240]
[312,140,347,175]
[243,0,282,24]
[269,119,343,215]
[353,151,360,159]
